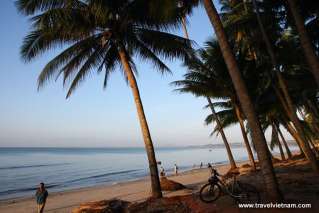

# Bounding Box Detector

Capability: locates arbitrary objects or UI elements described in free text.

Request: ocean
[0,146,266,200]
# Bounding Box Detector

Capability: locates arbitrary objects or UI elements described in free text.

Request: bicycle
[199,165,260,203]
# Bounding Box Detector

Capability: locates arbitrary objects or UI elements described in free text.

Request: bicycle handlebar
[208,164,220,176]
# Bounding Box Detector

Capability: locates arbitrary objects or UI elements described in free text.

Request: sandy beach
[0,162,236,213]
[2,155,319,213]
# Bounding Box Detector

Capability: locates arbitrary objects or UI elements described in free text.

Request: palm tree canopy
[16,0,194,98]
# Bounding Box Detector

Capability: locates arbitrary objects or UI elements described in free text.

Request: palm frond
[65,42,106,98]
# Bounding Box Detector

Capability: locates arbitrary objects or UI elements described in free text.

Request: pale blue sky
[0,1,290,147]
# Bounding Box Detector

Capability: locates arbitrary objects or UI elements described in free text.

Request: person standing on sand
[174,164,179,176]
[160,166,166,177]
[36,182,48,213]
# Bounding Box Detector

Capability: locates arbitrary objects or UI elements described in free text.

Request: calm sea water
[0,146,256,200]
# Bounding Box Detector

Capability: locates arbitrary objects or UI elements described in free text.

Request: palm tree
[220,1,318,161]
[275,122,292,159]
[202,0,282,200]
[234,104,256,170]
[207,100,257,170]
[251,0,319,173]
[202,39,257,170]
[177,1,238,170]
[259,114,286,161]
[177,1,190,39]
[175,39,266,171]
[270,123,286,161]
[16,0,193,198]
[286,0,319,86]
[172,49,238,169]
[207,97,237,169]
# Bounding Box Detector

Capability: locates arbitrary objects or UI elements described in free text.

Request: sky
[0,1,292,147]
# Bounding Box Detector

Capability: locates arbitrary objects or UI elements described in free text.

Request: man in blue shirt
[35,182,48,213]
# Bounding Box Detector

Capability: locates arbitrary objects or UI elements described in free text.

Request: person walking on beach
[160,166,166,177]
[36,182,48,213]
[174,164,179,176]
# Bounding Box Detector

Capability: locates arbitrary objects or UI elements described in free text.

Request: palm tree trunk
[181,16,190,39]
[272,122,286,161]
[274,86,311,152]
[252,0,319,173]
[276,124,293,159]
[280,83,318,170]
[309,139,319,157]
[118,47,162,198]
[202,0,282,201]
[277,139,286,161]
[267,144,275,160]
[234,104,256,170]
[285,122,305,155]
[207,97,237,169]
[287,0,319,86]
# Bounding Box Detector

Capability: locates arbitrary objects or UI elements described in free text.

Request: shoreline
[0,159,237,202]
[0,161,247,213]
[0,162,228,203]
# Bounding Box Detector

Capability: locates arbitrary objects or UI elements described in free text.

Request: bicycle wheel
[235,182,260,204]
[199,183,221,203]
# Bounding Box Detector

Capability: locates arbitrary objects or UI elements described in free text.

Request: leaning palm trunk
[272,122,286,161]
[277,142,285,161]
[273,85,303,146]
[287,0,319,86]
[181,16,190,39]
[202,0,282,201]
[285,122,305,155]
[234,104,256,170]
[309,139,319,157]
[267,144,275,160]
[277,139,286,161]
[252,0,319,173]
[276,123,293,159]
[118,47,162,198]
[207,98,237,169]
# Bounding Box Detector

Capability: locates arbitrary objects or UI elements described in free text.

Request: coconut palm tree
[270,123,286,161]
[234,104,257,169]
[207,100,256,170]
[172,45,238,169]
[207,97,238,169]
[16,0,193,198]
[259,113,287,161]
[201,0,282,200]
[221,0,319,172]
[251,0,319,173]
[275,122,293,159]
[202,40,258,171]
[286,0,319,86]
[174,39,267,171]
